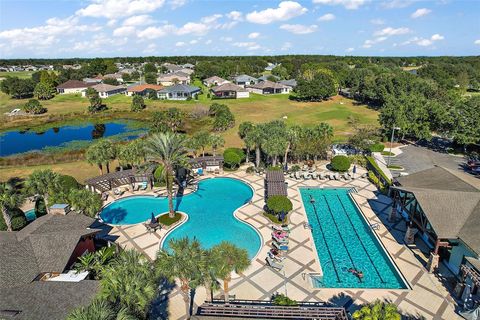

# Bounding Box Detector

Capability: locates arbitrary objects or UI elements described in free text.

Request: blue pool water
[24,209,36,221]
[300,188,407,289]
[100,178,261,259]
[0,122,144,157]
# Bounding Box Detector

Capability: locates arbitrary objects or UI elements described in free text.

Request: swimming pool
[24,209,36,221]
[300,188,407,289]
[100,178,261,259]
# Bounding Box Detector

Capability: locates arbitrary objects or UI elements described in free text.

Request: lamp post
[387,125,401,167]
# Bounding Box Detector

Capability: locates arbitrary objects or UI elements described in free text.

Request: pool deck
[104,167,461,320]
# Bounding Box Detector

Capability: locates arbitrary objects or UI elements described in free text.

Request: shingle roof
[158,84,201,94]
[56,80,94,89]
[211,83,246,93]
[248,80,288,90]
[234,74,257,82]
[91,83,126,93]
[279,79,297,87]
[393,166,480,253]
[127,83,163,92]
[265,170,288,197]
[157,73,190,81]
[204,76,229,85]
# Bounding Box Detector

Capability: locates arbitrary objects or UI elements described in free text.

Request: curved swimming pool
[100,177,261,258]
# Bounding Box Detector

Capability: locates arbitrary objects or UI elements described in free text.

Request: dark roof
[258,75,280,81]
[211,83,247,93]
[393,167,480,253]
[278,79,297,87]
[234,74,257,82]
[0,281,99,320]
[266,170,285,182]
[159,84,201,94]
[248,80,288,90]
[56,80,93,89]
[265,170,287,197]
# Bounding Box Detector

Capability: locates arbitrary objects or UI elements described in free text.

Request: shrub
[224,150,242,169]
[131,95,146,112]
[58,174,80,191]
[268,165,283,171]
[365,156,392,185]
[224,147,245,162]
[369,143,385,153]
[246,166,255,174]
[272,294,297,306]
[24,99,47,114]
[11,214,27,231]
[330,155,351,172]
[289,165,300,172]
[267,195,293,214]
[348,154,367,167]
[35,198,47,218]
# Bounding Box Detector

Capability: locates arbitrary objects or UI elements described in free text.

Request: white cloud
[220,36,233,42]
[189,39,198,44]
[281,42,292,51]
[72,34,128,52]
[381,0,415,9]
[318,13,335,21]
[401,34,444,46]
[248,32,260,39]
[205,39,212,44]
[374,27,410,37]
[123,14,155,26]
[345,47,355,52]
[169,0,187,9]
[226,11,243,21]
[143,43,156,54]
[201,14,223,24]
[431,33,444,41]
[475,39,480,45]
[76,0,166,19]
[113,26,136,36]
[246,1,307,24]
[175,41,186,47]
[107,19,117,27]
[312,0,368,10]
[411,8,431,19]
[177,22,209,35]
[370,18,385,25]
[280,24,317,34]
[232,41,257,47]
[137,24,173,39]
[362,36,388,48]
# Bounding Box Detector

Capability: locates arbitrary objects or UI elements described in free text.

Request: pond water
[0,122,146,157]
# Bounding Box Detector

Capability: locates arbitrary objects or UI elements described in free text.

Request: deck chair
[334,172,340,180]
[272,241,289,251]
[318,172,325,180]
[266,256,283,271]
[272,235,289,244]
[311,172,318,179]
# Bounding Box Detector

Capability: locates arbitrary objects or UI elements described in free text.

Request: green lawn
[0,71,35,79]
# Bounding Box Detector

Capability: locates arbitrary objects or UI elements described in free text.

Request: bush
[11,214,27,231]
[272,294,297,306]
[24,99,47,114]
[369,143,385,153]
[266,195,293,214]
[224,147,245,162]
[268,165,283,171]
[131,95,146,112]
[35,198,47,218]
[365,156,392,185]
[330,155,351,172]
[58,174,80,191]
[224,150,242,169]
[348,154,367,167]
[289,165,300,172]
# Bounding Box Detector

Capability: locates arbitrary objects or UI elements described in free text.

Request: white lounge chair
[334,172,340,180]
[303,172,310,180]
[311,172,318,179]
[266,256,283,271]
[318,172,325,180]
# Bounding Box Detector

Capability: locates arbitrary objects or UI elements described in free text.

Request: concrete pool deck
[104,167,461,320]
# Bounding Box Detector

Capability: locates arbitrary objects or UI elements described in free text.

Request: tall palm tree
[238,121,254,164]
[284,125,301,166]
[209,134,225,157]
[211,242,250,302]
[25,169,59,215]
[0,182,24,231]
[201,249,222,302]
[145,132,189,218]
[67,299,137,320]
[352,300,401,320]
[86,139,117,174]
[156,237,206,317]
[68,189,103,217]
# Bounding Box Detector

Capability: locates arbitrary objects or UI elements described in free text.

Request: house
[246,80,291,95]
[203,76,230,87]
[157,72,190,86]
[56,80,94,94]
[0,213,101,320]
[126,83,164,96]
[182,63,195,69]
[62,64,82,70]
[211,83,249,99]
[157,84,201,100]
[82,77,103,84]
[178,68,194,76]
[258,74,280,82]
[278,79,297,89]
[265,62,280,71]
[103,73,124,83]
[162,63,183,73]
[234,75,258,87]
[82,83,126,98]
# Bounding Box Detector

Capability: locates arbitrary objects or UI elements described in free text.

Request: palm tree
[156,237,206,317]
[145,132,189,218]
[211,242,250,302]
[25,169,58,215]
[68,189,103,217]
[352,300,401,320]
[245,125,264,168]
[209,134,225,156]
[74,246,115,279]
[284,125,301,166]
[86,139,117,174]
[0,182,24,231]
[67,299,137,320]
[201,249,222,302]
[238,121,254,164]
[118,139,146,169]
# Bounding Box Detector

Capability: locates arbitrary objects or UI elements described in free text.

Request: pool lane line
[308,195,341,283]
[320,195,362,283]
[335,194,386,284]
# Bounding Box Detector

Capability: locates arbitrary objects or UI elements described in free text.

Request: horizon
[1,0,479,59]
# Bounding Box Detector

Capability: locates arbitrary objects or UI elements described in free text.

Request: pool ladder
[370,223,380,230]
[347,187,358,194]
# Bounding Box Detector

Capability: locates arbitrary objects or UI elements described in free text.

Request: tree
[191,131,211,157]
[117,139,146,168]
[156,237,206,317]
[452,96,480,146]
[223,149,242,169]
[266,195,293,215]
[144,72,157,85]
[103,77,119,85]
[238,121,255,164]
[211,242,250,302]
[145,132,189,217]
[0,182,24,231]
[271,65,289,79]
[295,71,337,101]
[283,125,301,165]
[33,81,55,100]
[68,189,103,217]
[261,120,288,166]
[131,95,146,112]
[151,108,185,133]
[85,139,117,174]
[352,300,401,320]
[330,155,351,172]
[209,103,235,131]
[0,76,35,98]
[209,134,225,156]
[143,63,157,74]
[25,169,59,215]
[24,99,47,114]
[85,87,98,99]
[89,95,106,113]
[73,246,116,280]
[67,299,137,320]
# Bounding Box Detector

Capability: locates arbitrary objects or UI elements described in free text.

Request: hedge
[267,195,293,214]
[330,155,351,172]
[366,156,392,186]
[369,143,385,153]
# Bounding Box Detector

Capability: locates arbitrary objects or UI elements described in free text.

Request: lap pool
[100,177,261,259]
[300,187,408,289]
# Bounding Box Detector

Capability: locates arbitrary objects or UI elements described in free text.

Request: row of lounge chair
[266,225,291,271]
[289,171,366,181]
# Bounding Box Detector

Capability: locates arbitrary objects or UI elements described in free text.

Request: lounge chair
[272,225,290,233]
[272,230,288,239]
[303,172,310,180]
[272,241,289,251]
[334,172,340,180]
[294,172,301,180]
[268,251,285,262]
[272,235,289,244]
[311,172,318,179]
[266,256,283,271]
[113,188,124,196]
[139,182,148,190]
[303,222,312,229]
[318,172,325,180]
[281,224,290,233]
[101,193,109,201]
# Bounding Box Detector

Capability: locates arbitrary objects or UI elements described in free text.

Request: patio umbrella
[279,211,286,222]
[150,212,157,224]
[353,165,357,178]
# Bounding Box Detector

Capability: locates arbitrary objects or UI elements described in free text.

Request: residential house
[103,73,124,83]
[234,74,258,87]
[157,72,190,86]
[178,68,194,76]
[56,80,94,94]
[82,77,103,84]
[278,79,297,90]
[83,83,126,98]
[162,63,183,73]
[182,63,195,69]
[211,83,249,99]
[203,76,230,87]
[246,80,291,95]
[126,83,164,97]
[0,213,101,320]
[265,62,280,71]
[62,64,82,70]
[157,84,201,100]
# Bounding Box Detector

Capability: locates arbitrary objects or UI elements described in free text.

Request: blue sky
[0,0,479,58]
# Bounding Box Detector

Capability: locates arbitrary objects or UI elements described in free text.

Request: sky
[0,0,479,58]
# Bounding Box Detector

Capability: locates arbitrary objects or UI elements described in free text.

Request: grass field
[0,71,36,79]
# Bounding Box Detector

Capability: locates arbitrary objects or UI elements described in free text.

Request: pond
[0,121,146,157]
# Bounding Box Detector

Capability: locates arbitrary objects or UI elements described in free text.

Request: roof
[188,156,224,169]
[248,80,288,90]
[50,204,69,209]
[127,83,163,92]
[157,73,190,81]
[56,80,93,89]
[204,76,229,84]
[91,83,126,93]
[258,75,280,81]
[158,84,201,94]
[393,166,480,252]
[235,74,257,82]
[211,83,247,93]
[265,170,288,197]
[278,79,297,87]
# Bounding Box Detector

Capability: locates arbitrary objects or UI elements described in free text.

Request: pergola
[85,166,155,193]
[189,156,224,170]
[265,170,287,199]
